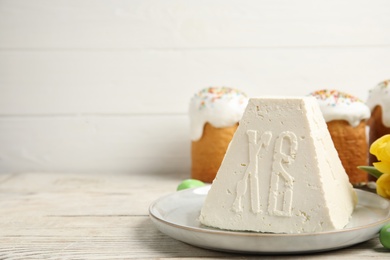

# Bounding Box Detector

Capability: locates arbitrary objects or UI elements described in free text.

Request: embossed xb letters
[233,130,272,213]
[233,130,298,216]
[268,131,298,217]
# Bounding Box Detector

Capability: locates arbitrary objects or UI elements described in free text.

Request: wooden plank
[0,172,219,258]
[0,216,384,259]
[0,172,184,216]
[0,172,387,259]
[1,47,389,115]
[0,0,389,49]
[0,216,234,259]
[0,115,191,174]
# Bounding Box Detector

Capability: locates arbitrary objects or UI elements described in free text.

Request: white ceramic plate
[149,186,390,254]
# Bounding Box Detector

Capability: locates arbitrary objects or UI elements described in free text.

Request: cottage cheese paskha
[199,97,355,234]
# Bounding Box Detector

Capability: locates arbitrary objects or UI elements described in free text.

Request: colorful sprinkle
[189,86,249,141]
[379,80,390,89]
[309,89,363,107]
[193,87,248,110]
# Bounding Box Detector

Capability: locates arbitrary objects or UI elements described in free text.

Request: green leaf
[357,166,383,179]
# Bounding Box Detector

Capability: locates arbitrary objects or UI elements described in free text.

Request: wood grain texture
[0,3,388,257]
[1,0,390,49]
[0,172,388,259]
[1,0,390,175]
[1,47,390,115]
[0,115,190,174]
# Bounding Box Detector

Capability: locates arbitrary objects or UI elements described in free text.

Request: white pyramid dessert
[199,97,355,234]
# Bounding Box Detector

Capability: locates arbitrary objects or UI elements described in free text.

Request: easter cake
[309,89,370,185]
[199,97,355,234]
[366,80,390,169]
[189,87,248,183]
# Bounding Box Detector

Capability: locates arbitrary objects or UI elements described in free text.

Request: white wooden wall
[1,0,390,174]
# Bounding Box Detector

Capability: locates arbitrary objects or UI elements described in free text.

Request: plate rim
[149,187,390,238]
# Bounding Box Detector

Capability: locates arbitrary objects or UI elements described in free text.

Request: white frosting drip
[366,80,390,127]
[309,90,370,127]
[189,87,248,141]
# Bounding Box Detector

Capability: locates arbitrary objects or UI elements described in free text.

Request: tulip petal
[373,161,390,175]
[370,135,390,162]
[376,173,390,199]
[383,142,390,162]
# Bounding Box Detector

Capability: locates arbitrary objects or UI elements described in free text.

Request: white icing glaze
[189,87,248,141]
[366,80,390,127]
[308,89,370,127]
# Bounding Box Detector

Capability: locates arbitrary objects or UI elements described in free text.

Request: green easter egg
[380,223,390,249]
[177,179,205,191]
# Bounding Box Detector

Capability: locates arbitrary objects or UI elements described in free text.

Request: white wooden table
[0,171,388,259]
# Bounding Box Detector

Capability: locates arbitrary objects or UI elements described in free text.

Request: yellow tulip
[362,135,390,198]
[370,135,390,164]
[376,173,390,199]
